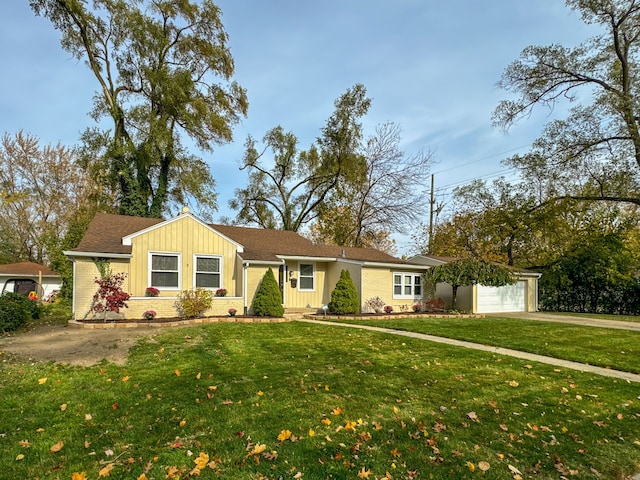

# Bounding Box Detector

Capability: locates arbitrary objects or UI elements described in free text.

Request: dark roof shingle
[71,213,411,265]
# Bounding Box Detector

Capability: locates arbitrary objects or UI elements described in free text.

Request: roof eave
[63,250,133,259]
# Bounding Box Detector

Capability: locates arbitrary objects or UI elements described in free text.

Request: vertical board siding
[129,216,238,297]
[284,261,327,309]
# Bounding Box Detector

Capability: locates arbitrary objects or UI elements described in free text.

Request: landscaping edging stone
[303,313,485,321]
[68,317,290,329]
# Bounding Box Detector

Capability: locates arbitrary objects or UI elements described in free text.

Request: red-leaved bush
[92,273,131,318]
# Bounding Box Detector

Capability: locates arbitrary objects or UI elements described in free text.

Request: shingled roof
[70,212,411,265]
[0,262,59,277]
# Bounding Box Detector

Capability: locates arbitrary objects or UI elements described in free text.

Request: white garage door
[476,281,526,313]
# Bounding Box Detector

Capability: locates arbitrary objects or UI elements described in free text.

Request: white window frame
[193,254,223,290]
[149,252,181,290]
[392,272,422,299]
[298,262,315,291]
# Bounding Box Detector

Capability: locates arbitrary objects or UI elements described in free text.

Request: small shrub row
[0,292,42,332]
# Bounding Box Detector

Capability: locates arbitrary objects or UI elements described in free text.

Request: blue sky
[0,1,596,254]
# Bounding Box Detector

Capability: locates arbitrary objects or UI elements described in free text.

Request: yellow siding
[72,258,131,320]
[129,215,239,297]
[329,261,362,303]
[361,267,393,310]
[284,261,327,309]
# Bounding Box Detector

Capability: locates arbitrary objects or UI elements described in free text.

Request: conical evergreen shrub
[328,269,359,314]
[252,267,284,317]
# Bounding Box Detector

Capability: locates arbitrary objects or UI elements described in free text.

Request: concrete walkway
[298,318,640,383]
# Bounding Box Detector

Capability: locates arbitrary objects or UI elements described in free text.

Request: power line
[435,167,520,193]
[431,144,531,175]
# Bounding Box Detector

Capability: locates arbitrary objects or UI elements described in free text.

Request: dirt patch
[0,324,158,366]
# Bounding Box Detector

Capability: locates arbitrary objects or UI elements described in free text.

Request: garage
[476,281,527,313]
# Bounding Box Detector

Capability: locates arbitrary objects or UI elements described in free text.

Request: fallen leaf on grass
[71,473,87,480]
[98,463,114,477]
[60,403,67,411]
[277,430,292,442]
[467,411,478,422]
[38,377,47,385]
[49,440,64,453]
[478,461,490,471]
[15,454,25,461]
[466,461,475,471]
[18,440,30,447]
[508,380,519,387]
[357,466,372,478]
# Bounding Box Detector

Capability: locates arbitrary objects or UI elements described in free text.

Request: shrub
[142,310,157,320]
[412,303,422,313]
[228,308,237,316]
[363,296,385,314]
[328,270,359,314]
[175,288,214,318]
[424,297,445,313]
[384,305,394,314]
[252,268,284,317]
[92,272,130,318]
[0,293,31,332]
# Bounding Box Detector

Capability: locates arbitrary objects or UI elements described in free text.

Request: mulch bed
[76,315,284,325]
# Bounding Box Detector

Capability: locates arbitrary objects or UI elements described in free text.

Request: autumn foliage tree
[0,131,102,295]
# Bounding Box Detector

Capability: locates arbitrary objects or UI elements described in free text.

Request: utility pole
[428,173,435,253]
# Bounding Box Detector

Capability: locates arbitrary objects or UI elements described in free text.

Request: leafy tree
[328,269,360,314]
[540,233,640,314]
[0,132,98,265]
[252,268,284,317]
[494,0,640,208]
[310,122,433,252]
[231,84,370,231]
[424,258,516,309]
[31,0,248,218]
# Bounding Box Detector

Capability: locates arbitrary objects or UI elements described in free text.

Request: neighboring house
[64,210,430,320]
[0,262,62,300]
[409,255,541,314]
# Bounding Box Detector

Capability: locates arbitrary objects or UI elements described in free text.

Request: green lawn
[1,322,639,479]
[329,316,640,374]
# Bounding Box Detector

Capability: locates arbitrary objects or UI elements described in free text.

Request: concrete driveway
[491,311,640,332]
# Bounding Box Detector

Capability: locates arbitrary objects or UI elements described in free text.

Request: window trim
[298,262,316,292]
[193,254,223,290]
[148,252,182,290]
[392,271,422,299]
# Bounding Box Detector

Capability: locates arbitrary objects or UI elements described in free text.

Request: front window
[299,263,315,290]
[393,272,422,299]
[150,253,180,288]
[195,255,221,289]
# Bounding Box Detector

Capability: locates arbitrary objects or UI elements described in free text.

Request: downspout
[243,262,248,315]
